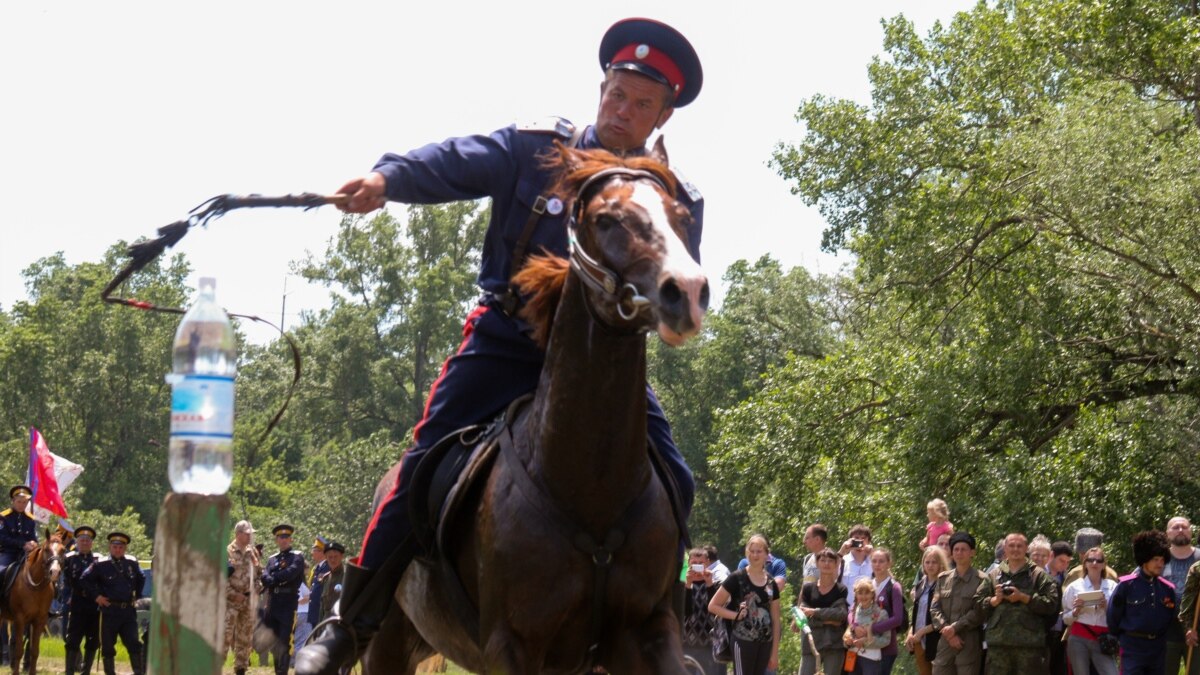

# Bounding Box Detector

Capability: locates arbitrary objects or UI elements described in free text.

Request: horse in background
[364,138,708,674]
[0,532,64,675]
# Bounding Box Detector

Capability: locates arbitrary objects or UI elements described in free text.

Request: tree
[0,248,189,528]
[649,256,834,558]
[715,0,1200,569]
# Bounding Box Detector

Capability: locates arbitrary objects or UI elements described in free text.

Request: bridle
[24,543,64,588]
[566,167,673,322]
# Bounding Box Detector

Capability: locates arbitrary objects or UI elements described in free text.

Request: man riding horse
[296,17,704,675]
[0,486,38,596]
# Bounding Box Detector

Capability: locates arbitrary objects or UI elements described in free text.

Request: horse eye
[593,214,620,231]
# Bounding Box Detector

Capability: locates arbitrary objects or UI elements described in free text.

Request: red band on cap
[611,43,684,96]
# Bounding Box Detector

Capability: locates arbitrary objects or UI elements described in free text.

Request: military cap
[313,535,329,551]
[9,485,32,500]
[949,531,976,550]
[107,532,131,545]
[325,541,346,554]
[74,526,97,540]
[599,18,703,107]
[272,524,295,537]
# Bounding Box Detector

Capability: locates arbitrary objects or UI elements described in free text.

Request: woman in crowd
[684,546,726,675]
[795,548,849,675]
[709,534,780,675]
[1029,535,1053,570]
[1062,546,1118,675]
[865,548,905,675]
[906,546,949,675]
[845,578,892,675]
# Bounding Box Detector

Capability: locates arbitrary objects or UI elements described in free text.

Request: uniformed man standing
[318,542,346,623]
[261,524,305,675]
[297,18,705,675]
[0,486,38,588]
[929,532,988,675]
[81,532,145,675]
[63,525,100,675]
[224,520,262,675]
[1108,530,1178,675]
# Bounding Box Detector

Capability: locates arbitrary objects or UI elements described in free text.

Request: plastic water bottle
[167,277,236,494]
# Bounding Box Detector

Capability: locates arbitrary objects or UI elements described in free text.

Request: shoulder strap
[502,124,587,314]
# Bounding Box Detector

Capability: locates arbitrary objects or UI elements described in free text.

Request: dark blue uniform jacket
[371,121,704,298]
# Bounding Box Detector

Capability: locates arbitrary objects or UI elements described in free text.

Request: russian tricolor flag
[28,428,82,522]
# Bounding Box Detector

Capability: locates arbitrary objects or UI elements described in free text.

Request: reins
[100,193,346,518]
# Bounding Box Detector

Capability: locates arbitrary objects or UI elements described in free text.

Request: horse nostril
[660,279,682,307]
[699,282,710,311]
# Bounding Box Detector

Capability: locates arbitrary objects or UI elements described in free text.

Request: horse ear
[650,136,669,167]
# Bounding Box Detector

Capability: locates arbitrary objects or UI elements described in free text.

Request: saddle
[1,554,26,599]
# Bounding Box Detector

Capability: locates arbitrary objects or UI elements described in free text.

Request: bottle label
[170,375,235,438]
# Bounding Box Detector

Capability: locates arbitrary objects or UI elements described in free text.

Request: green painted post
[148,493,230,675]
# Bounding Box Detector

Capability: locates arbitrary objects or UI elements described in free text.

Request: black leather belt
[271,587,296,594]
[105,601,134,609]
[1126,630,1158,640]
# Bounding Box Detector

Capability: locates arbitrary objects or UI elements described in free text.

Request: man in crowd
[840,524,874,605]
[1044,541,1073,675]
[1180,554,1200,672]
[705,544,730,584]
[81,532,145,675]
[304,537,330,643]
[62,525,99,675]
[296,18,705,675]
[930,532,988,675]
[1064,528,1117,585]
[683,545,725,675]
[320,542,346,623]
[975,532,1059,675]
[261,524,306,675]
[225,520,261,675]
[1164,517,1200,675]
[1108,530,1176,675]
[801,524,828,587]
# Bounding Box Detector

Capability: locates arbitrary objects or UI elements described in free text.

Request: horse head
[518,138,709,347]
[41,533,64,585]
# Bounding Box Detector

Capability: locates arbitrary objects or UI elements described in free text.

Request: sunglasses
[1085,558,1105,564]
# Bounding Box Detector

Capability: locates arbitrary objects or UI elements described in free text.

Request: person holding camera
[684,546,727,675]
[841,525,875,605]
[1061,546,1118,675]
[974,533,1060,675]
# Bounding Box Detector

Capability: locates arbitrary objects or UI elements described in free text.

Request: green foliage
[70,505,152,560]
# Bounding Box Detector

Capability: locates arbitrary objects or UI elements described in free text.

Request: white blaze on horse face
[629,182,706,346]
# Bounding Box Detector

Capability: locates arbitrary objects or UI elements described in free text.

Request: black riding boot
[81,646,97,675]
[102,656,116,675]
[294,563,393,675]
[65,648,80,675]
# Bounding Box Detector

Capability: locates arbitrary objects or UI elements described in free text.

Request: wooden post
[148,493,230,675]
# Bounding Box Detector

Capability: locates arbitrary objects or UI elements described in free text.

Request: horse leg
[606,605,688,675]
[360,603,433,675]
[23,625,39,675]
[7,622,21,675]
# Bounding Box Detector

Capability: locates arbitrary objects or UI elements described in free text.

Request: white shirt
[296,582,311,615]
[1062,575,1116,628]
[842,553,873,605]
[708,560,731,584]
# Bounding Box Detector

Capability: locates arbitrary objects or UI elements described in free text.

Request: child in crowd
[844,578,891,675]
[919,499,954,551]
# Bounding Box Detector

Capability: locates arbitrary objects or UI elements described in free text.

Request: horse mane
[515,144,678,347]
[514,254,570,349]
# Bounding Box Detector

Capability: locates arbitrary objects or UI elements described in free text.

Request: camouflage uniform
[224,541,261,671]
[975,560,1060,675]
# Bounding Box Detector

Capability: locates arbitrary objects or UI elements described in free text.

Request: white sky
[1,1,974,344]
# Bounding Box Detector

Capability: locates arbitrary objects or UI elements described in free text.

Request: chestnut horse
[362,139,708,674]
[0,533,64,675]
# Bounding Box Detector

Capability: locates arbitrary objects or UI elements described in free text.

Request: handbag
[842,649,857,672]
[711,616,733,664]
[1084,624,1120,657]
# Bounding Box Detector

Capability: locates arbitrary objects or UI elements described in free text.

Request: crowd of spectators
[683,503,1200,675]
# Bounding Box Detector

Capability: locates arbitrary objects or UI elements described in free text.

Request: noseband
[24,547,63,588]
[567,167,672,322]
